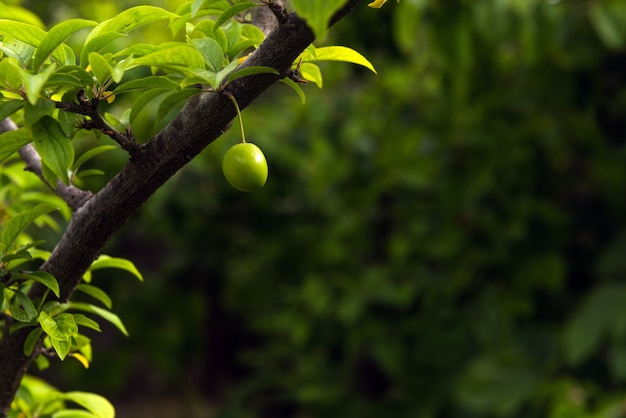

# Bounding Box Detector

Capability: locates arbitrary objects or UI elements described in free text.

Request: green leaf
[79,32,125,69]
[0,19,46,47]
[89,255,144,281]
[112,76,181,94]
[1,4,44,27]
[190,20,229,53]
[226,65,279,84]
[156,89,201,126]
[24,99,55,126]
[33,19,97,71]
[23,64,57,105]
[72,145,116,172]
[52,409,97,418]
[563,283,626,365]
[280,78,306,104]
[57,109,81,137]
[31,116,74,185]
[1,204,57,251]
[290,0,348,40]
[81,6,178,66]
[299,62,322,88]
[304,46,377,73]
[24,327,44,356]
[39,311,78,340]
[214,2,258,31]
[133,44,206,70]
[228,39,256,59]
[62,392,115,418]
[191,37,225,71]
[46,65,94,89]
[87,52,113,84]
[51,337,71,360]
[65,302,129,336]
[0,128,32,164]
[12,290,38,322]
[0,37,36,66]
[0,99,24,121]
[76,284,112,309]
[191,0,208,19]
[97,6,178,35]
[2,249,33,264]
[72,314,102,332]
[0,57,25,91]
[589,0,626,50]
[130,89,167,124]
[15,271,60,298]
[213,58,239,88]
[34,354,50,370]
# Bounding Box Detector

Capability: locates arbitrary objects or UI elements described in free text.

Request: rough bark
[0,1,363,415]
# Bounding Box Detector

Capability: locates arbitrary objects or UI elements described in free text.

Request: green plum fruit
[222,142,268,192]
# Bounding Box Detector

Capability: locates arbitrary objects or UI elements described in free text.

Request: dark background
[14,0,626,416]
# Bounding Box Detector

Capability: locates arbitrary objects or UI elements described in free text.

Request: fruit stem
[227,94,246,143]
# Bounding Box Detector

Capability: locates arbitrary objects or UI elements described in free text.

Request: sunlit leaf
[89,254,144,281]
[69,353,91,369]
[39,311,78,340]
[76,284,112,309]
[87,52,113,84]
[51,337,71,360]
[299,62,322,88]
[62,392,115,418]
[65,302,129,336]
[303,46,376,73]
[0,19,46,47]
[72,314,102,332]
[290,0,347,39]
[0,57,25,91]
[33,19,97,71]
[368,0,388,8]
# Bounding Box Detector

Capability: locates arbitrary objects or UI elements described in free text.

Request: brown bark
[0,1,363,415]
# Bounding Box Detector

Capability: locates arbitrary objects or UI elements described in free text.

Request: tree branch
[254,0,287,35]
[0,118,93,212]
[0,0,363,414]
[54,90,140,156]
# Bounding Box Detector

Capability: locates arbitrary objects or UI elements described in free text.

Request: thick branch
[253,0,286,35]
[0,0,363,414]
[0,118,93,211]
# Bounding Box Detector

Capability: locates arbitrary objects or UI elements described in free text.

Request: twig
[54,89,141,156]
[1,117,93,211]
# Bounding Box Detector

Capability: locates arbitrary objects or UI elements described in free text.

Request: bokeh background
[8,0,626,416]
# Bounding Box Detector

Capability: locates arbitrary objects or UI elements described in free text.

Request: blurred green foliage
[15,0,626,417]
